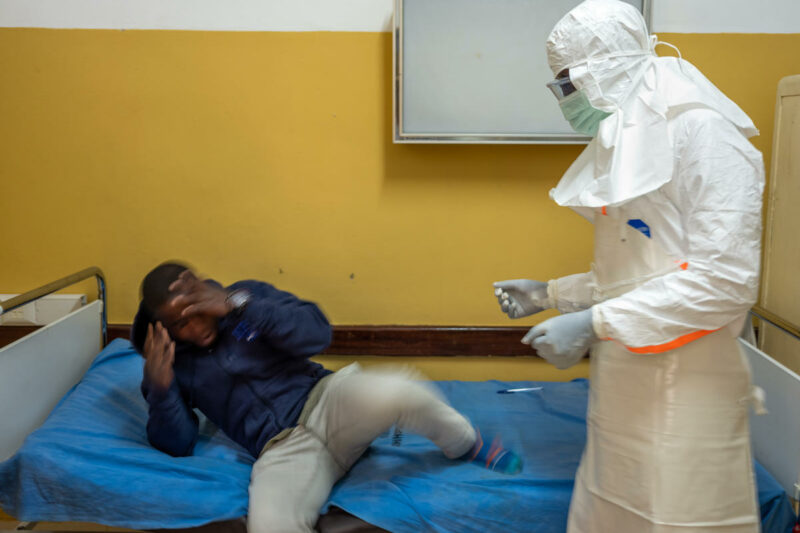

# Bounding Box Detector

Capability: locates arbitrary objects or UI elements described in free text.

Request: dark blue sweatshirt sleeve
[141,376,199,457]
[232,281,332,356]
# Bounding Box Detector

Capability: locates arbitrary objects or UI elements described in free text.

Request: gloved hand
[493,279,551,319]
[521,308,596,370]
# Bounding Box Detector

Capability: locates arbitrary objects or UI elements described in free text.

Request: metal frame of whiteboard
[740,338,800,501]
[0,300,103,461]
[393,0,652,144]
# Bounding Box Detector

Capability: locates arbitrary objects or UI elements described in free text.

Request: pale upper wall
[652,0,800,34]
[1,0,799,33]
[0,0,395,32]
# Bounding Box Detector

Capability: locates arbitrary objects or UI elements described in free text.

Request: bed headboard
[0,267,107,462]
[0,301,103,461]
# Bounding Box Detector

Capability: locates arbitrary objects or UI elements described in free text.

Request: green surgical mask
[558,90,611,137]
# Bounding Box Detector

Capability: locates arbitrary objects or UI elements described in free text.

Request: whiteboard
[394,0,650,144]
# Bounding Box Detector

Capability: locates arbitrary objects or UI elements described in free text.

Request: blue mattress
[0,339,796,532]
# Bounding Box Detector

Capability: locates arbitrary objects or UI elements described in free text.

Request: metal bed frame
[0,266,108,346]
[747,306,800,513]
[751,305,800,342]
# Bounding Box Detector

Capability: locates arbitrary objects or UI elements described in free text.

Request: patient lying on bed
[131,262,521,533]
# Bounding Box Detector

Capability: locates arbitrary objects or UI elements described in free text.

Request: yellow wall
[1,30,798,326]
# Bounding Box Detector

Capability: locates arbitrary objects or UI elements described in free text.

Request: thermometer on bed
[497,387,543,394]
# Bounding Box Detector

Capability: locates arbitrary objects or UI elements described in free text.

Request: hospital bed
[0,268,797,533]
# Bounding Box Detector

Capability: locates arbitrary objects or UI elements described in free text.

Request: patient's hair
[141,261,190,316]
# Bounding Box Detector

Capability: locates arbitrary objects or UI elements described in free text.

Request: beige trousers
[247,364,476,533]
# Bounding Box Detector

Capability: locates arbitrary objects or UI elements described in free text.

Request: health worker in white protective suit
[493,1,766,532]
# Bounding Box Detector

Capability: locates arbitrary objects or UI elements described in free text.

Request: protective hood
[545,0,758,208]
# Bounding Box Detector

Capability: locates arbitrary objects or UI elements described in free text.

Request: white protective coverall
[545,1,765,531]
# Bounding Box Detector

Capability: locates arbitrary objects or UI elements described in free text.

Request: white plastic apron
[567,210,760,533]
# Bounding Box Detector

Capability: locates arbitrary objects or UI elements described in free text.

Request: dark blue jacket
[131,280,333,458]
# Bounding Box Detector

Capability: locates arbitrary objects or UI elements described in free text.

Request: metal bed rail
[0,267,107,345]
[751,305,800,342]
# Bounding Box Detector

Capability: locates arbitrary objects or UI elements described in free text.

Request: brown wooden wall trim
[324,326,534,356]
[108,324,130,343]
[2,324,535,357]
[0,325,39,348]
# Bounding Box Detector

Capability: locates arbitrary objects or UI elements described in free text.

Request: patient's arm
[228,280,332,357]
[140,321,198,456]
[141,378,199,457]
[169,272,332,357]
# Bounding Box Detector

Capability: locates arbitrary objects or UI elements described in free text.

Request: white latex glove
[493,279,551,319]
[521,308,596,370]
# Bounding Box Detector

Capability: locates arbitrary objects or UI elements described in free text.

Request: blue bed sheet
[0,339,795,532]
[324,378,587,532]
[326,381,797,533]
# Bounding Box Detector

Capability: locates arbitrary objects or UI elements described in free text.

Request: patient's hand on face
[168,270,232,319]
[143,322,175,392]
[154,270,226,348]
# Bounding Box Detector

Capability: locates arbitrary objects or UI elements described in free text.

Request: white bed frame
[742,336,800,505]
[0,267,106,463]
[0,301,103,462]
